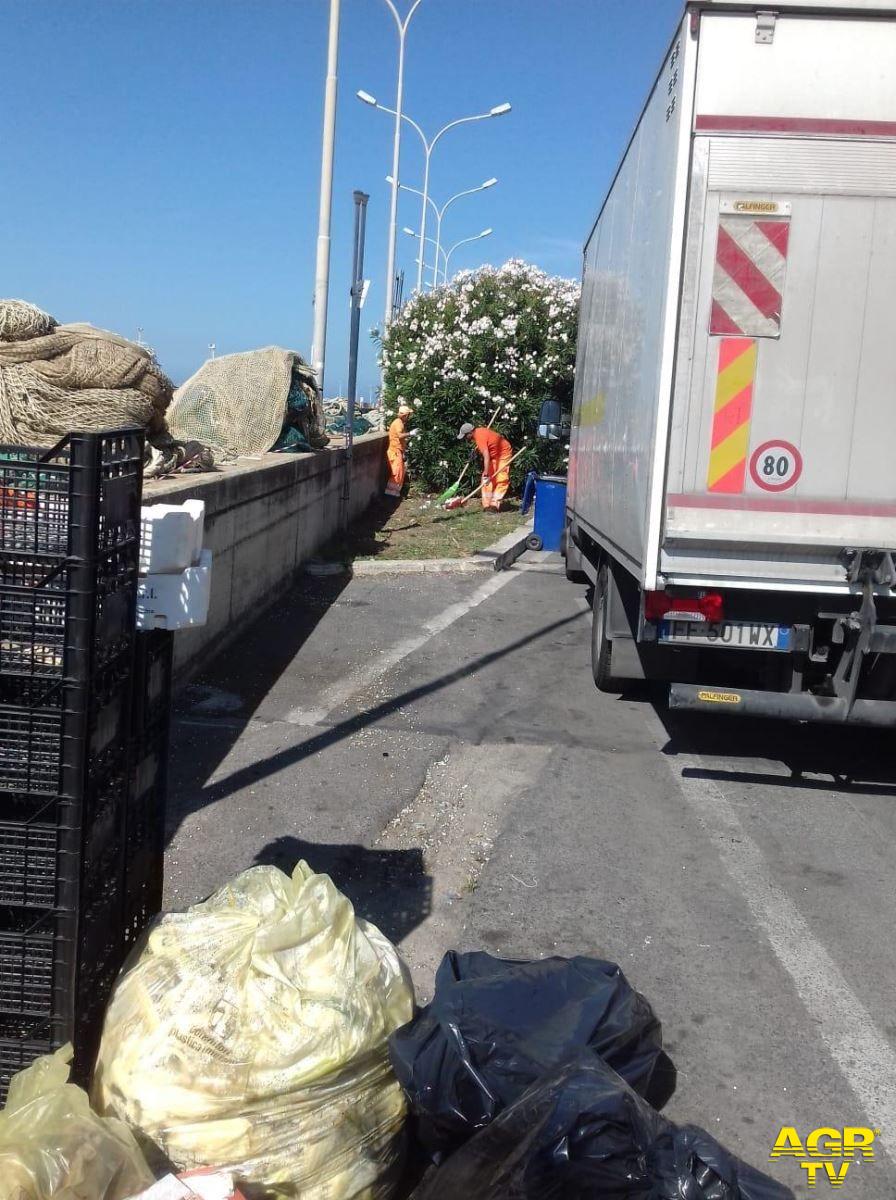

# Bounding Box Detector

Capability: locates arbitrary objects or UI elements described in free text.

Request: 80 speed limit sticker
[749,440,803,492]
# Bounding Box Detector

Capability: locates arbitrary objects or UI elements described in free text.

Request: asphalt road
[166,555,896,1199]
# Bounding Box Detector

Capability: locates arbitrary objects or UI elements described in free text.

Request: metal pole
[384,33,405,328]
[416,144,431,293]
[311,0,341,393]
[444,228,492,276]
[434,179,497,283]
[434,206,443,287]
[382,0,424,330]
[347,191,369,455]
[344,190,369,528]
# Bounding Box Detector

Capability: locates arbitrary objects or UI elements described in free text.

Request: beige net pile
[0,300,174,446]
[167,346,328,459]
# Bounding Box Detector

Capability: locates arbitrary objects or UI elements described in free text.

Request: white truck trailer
[564,0,896,725]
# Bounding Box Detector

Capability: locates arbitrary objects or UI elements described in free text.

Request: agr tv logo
[770,1126,879,1188]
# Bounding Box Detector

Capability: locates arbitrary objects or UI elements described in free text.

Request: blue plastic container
[531,474,567,552]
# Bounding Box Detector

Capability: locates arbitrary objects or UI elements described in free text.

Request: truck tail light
[644,591,724,624]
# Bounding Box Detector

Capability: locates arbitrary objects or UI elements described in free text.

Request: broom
[442,445,529,510]
[434,401,504,507]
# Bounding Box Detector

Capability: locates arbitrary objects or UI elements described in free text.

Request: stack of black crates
[0,429,171,1099]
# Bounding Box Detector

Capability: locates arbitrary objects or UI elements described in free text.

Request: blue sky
[1,0,681,397]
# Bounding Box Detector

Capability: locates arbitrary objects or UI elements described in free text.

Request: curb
[348,557,492,576]
[473,519,534,572]
[315,520,536,578]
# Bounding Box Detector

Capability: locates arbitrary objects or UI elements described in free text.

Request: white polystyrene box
[137,549,212,631]
[140,499,205,575]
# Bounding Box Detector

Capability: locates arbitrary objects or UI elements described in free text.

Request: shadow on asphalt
[168,608,585,832]
[652,702,896,795]
[591,674,896,793]
[253,835,432,947]
[169,570,352,800]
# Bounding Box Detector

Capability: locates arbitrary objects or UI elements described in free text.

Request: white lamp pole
[386,174,438,228]
[391,175,497,286]
[434,178,497,283]
[376,0,425,331]
[358,94,510,293]
[311,0,341,393]
[443,228,493,277]
[403,226,446,287]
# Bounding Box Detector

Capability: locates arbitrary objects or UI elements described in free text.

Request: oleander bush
[377,260,579,492]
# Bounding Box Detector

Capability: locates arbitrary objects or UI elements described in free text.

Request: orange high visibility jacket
[472,427,511,463]
[388,417,408,454]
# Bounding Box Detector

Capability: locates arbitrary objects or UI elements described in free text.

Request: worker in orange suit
[458,421,513,511]
[385,403,414,498]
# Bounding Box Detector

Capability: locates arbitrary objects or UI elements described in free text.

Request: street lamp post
[403,226,446,286]
[375,0,425,332]
[311,0,341,393]
[433,178,496,282]
[443,228,493,277]
[390,174,497,286]
[357,93,510,292]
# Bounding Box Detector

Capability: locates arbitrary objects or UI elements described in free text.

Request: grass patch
[320,493,525,562]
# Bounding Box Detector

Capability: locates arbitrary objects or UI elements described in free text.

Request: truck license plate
[658,619,792,652]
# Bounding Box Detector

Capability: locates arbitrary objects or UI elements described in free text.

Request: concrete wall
[143,433,386,677]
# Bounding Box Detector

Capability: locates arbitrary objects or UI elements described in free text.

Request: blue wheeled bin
[521,472,567,552]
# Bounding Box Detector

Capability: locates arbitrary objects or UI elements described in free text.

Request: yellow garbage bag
[93,862,415,1200]
[0,1044,153,1200]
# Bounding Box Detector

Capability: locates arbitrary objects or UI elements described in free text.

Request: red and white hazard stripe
[710,217,790,338]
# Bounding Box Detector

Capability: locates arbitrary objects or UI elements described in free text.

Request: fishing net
[0,300,174,446]
[168,347,328,460]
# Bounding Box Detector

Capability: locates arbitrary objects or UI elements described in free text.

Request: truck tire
[562,527,588,583]
[591,565,620,692]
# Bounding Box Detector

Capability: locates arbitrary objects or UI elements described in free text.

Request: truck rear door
[663,7,896,591]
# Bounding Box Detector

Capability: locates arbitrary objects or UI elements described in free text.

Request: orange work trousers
[385,448,405,497]
[481,446,512,510]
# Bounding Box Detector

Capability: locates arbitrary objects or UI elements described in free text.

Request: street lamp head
[357,90,378,106]
[482,177,498,189]
[386,174,395,184]
[481,228,494,237]
[403,227,418,237]
[489,103,512,116]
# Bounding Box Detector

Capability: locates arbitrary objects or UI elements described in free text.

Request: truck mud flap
[668,684,896,728]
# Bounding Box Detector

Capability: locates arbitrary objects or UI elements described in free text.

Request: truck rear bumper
[668,684,896,727]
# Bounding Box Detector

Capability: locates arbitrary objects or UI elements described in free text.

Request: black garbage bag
[389,951,676,1158]
[412,1054,794,1200]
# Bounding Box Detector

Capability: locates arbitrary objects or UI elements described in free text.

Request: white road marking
[286,568,519,726]
[651,723,896,1156]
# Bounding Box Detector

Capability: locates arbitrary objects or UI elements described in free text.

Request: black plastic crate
[0,797,60,909]
[131,631,174,736]
[0,430,144,562]
[0,704,64,793]
[124,720,169,946]
[0,430,145,1099]
[0,579,66,676]
[0,549,139,690]
[0,875,126,1023]
[0,907,56,1019]
[123,632,172,944]
[0,1034,52,1095]
[0,661,132,797]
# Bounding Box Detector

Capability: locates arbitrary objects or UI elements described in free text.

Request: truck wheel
[561,527,588,583]
[591,565,620,692]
